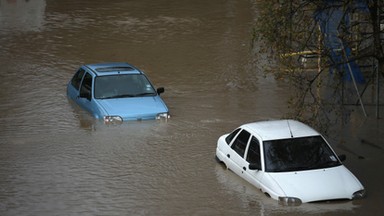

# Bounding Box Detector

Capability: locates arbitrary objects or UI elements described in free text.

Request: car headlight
[156,112,170,120]
[103,115,123,124]
[352,189,366,199]
[278,196,302,206]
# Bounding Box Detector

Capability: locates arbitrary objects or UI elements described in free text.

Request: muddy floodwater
[0,0,383,215]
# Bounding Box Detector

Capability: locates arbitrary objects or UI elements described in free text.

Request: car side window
[225,128,241,145]
[71,68,86,90]
[246,136,261,166]
[231,129,251,158]
[80,73,93,100]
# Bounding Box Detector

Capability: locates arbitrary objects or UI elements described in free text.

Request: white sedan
[216,119,365,205]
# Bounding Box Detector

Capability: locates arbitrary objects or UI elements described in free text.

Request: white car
[216,119,365,205]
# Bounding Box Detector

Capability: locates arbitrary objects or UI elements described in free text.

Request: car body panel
[242,120,319,141]
[265,166,363,203]
[96,96,168,120]
[216,119,365,203]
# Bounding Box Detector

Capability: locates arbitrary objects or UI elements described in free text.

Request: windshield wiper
[100,92,155,99]
[317,161,341,168]
[284,166,311,172]
[133,92,156,97]
[102,94,135,99]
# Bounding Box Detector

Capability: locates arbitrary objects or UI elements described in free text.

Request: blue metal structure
[314,0,368,84]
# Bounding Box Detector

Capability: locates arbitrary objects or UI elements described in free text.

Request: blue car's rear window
[95,67,134,72]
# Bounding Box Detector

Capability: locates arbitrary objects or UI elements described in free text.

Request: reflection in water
[0,0,382,215]
[0,0,46,32]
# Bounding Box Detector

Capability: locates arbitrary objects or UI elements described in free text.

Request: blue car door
[67,68,86,101]
[77,72,98,116]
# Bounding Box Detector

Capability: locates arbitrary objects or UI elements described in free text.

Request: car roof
[84,62,143,76]
[241,119,320,141]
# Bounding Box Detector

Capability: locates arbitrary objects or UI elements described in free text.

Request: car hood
[96,96,168,120]
[266,166,364,203]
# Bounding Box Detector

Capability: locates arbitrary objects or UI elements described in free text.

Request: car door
[77,72,97,115]
[67,68,86,100]
[227,129,251,177]
[243,136,264,188]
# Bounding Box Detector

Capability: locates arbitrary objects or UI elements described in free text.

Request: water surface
[0,0,383,215]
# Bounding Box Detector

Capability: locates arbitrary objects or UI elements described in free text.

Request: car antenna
[287,120,294,138]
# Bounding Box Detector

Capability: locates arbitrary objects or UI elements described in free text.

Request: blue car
[67,62,170,123]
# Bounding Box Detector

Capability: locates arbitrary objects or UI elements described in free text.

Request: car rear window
[95,67,134,72]
[225,128,241,144]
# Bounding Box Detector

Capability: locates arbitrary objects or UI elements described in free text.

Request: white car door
[227,129,251,178]
[243,136,264,188]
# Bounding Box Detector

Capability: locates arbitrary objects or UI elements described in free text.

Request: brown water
[0,0,383,215]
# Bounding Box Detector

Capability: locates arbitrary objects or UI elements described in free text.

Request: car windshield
[263,136,341,172]
[94,74,156,99]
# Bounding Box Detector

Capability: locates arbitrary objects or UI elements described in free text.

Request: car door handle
[243,167,246,171]
[227,154,230,158]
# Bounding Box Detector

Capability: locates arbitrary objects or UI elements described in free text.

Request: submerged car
[216,119,365,205]
[67,62,170,123]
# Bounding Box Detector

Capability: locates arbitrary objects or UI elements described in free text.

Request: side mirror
[338,154,346,162]
[157,87,165,95]
[249,163,261,171]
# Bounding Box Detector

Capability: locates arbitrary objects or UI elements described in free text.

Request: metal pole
[345,56,368,117]
[377,3,382,119]
[377,62,380,118]
[339,37,367,117]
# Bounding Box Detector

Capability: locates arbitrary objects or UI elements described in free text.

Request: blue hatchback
[67,62,170,123]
